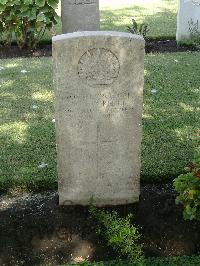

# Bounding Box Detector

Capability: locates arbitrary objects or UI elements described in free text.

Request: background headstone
[176,0,200,41]
[53,31,145,206]
[61,0,100,33]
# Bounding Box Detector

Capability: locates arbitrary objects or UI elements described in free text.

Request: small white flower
[151,89,157,94]
[174,59,178,63]
[52,118,55,123]
[0,66,5,71]
[38,162,48,168]
[21,69,28,73]
[32,105,39,109]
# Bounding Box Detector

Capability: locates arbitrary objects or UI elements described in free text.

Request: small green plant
[127,18,149,38]
[188,19,200,48]
[0,0,59,48]
[173,133,200,221]
[89,206,144,265]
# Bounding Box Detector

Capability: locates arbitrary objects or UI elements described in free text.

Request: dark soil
[0,40,199,59]
[0,184,199,266]
[145,40,198,53]
[0,44,52,59]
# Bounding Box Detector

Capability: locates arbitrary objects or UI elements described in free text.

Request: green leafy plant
[0,0,59,48]
[173,133,200,221]
[127,18,149,38]
[89,206,144,265]
[188,19,200,48]
[62,255,200,265]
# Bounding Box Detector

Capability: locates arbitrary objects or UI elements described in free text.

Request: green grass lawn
[0,52,199,192]
[100,0,177,39]
[43,0,177,42]
[143,52,200,182]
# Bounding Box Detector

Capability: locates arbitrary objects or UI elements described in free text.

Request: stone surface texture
[53,31,145,206]
[176,0,200,41]
[61,0,100,33]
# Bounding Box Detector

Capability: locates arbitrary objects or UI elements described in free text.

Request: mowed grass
[0,58,57,191]
[143,52,200,181]
[100,0,177,39]
[0,52,199,191]
[44,0,177,41]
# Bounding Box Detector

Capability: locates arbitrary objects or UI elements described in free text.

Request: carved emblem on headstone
[53,32,144,206]
[77,48,120,86]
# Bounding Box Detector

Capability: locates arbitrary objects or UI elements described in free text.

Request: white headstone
[61,0,100,33]
[176,0,200,41]
[53,31,145,206]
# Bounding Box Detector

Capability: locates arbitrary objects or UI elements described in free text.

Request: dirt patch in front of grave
[0,184,199,266]
[0,40,199,59]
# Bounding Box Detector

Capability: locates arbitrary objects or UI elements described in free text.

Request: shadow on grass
[43,0,177,41]
[100,4,177,39]
[0,58,57,192]
[0,53,199,193]
[141,53,200,182]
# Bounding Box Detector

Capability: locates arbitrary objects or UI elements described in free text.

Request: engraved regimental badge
[78,48,120,86]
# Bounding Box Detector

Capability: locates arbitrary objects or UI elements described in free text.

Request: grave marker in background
[53,31,144,206]
[176,0,200,41]
[61,0,100,33]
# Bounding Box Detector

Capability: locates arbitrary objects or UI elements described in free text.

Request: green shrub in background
[0,0,59,49]
[174,133,200,221]
[89,206,144,265]
[127,18,149,39]
[63,255,200,265]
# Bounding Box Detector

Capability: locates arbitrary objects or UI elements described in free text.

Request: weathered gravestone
[53,31,145,206]
[61,0,100,33]
[176,0,200,41]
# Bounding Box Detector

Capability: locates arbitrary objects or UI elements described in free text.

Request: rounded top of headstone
[52,31,145,43]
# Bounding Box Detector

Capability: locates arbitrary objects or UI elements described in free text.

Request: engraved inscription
[78,48,120,86]
[61,91,135,117]
[70,0,95,5]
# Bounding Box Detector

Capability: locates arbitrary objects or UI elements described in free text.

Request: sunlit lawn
[44,0,178,41]
[0,52,199,191]
[100,0,177,38]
